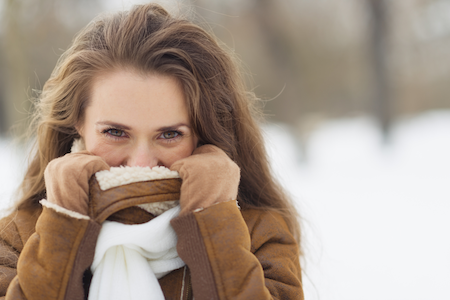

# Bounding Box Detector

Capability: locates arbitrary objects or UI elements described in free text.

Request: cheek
[163,139,197,168]
[85,141,125,167]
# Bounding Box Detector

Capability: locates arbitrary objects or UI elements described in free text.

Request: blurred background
[0,0,449,299]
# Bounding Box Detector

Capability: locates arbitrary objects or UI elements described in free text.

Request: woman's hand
[44,151,110,215]
[170,144,240,215]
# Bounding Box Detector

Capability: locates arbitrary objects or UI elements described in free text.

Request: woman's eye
[107,129,125,137]
[162,131,179,139]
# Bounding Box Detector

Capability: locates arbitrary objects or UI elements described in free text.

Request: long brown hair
[18,3,300,242]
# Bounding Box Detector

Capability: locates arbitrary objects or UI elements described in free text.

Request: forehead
[85,69,190,128]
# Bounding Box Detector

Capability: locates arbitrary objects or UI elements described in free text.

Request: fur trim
[138,201,179,216]
[40,199,90,220]
[71,138,86,153]
[95,166,180,191]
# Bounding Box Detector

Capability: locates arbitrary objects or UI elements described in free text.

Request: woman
[0,3,303,299]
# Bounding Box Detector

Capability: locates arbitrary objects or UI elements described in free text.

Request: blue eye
[109,129,125,137]
[162,131,179,139]
[103,128,126,138]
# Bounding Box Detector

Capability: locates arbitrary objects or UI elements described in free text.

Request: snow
[1,110,449,299]
[263,111,450,300]
[0,139,28,215]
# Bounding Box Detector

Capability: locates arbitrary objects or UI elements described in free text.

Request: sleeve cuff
[40,199,90,220]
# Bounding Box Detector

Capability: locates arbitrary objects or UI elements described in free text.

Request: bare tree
[367,0,392,141]
[0,0,104,136]
[2,0,30,136]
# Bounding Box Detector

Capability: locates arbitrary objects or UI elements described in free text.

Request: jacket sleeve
[0,233,20,300]
[0,206,42,299]
[3,201,100,300]
[171,200,303,300]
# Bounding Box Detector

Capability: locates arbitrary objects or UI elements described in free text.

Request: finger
[169,159,184,172]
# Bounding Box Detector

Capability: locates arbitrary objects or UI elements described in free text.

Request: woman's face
[78,69,198,168]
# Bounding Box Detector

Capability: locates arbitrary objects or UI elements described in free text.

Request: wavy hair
[17,3,301,242]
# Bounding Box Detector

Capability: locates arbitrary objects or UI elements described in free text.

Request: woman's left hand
[170,144,240,215]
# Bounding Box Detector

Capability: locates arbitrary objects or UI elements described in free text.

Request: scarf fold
[88,205,184,300]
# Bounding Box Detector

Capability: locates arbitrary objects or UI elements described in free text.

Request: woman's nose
[126,144,160,168]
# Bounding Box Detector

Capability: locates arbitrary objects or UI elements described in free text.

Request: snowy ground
[263,110,450,300]
[0,139,29,215]
[1,110,449,299]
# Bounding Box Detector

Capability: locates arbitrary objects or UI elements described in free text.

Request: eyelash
[101,127,184,142]
[160,130,184,141]
[102,128,127,141]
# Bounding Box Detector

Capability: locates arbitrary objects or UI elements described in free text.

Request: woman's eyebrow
[95,121,131,130]
[157,123,191,131]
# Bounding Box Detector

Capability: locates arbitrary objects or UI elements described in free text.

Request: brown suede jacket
[0,177,303,299]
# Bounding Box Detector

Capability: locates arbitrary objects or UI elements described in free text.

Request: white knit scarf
[88,205,184,300]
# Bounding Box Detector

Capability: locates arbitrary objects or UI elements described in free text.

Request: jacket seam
[194,214,225,299]
[94,193,180,221]
[55,216,90,300]
[9,215,22,254]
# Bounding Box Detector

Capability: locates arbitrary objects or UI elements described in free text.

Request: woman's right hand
[44,151,109,215]
[170,144,240,216]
